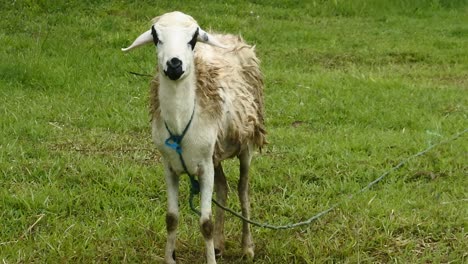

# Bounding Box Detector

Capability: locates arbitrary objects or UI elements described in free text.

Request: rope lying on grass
[128,71,153,77]
[126,70,466,228]
[210,128,467,230]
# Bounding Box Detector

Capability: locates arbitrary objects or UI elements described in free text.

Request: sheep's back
[194,34,267,162]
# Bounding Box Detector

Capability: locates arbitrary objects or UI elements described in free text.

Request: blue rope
[213,128,468,229]
[164,106,201,216]
[165,106,467,229]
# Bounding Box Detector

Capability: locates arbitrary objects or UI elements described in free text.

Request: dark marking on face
[188,28,199,50]
[172,250,176,261]
[166,213,178,232]
[151,26,159,46]
[201,218,214,239]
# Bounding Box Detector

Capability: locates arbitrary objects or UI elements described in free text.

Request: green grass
[1,0,467,263]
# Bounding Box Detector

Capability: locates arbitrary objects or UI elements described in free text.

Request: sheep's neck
[159,76,196,135]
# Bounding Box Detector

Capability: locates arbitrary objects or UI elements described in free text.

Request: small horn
[121,29,153,52]
[198,28,228,49]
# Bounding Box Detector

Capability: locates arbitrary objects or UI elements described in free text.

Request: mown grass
[1,0,467,263]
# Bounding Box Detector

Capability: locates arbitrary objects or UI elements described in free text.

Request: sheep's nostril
[167,58,182,69]
[164,57,184,80]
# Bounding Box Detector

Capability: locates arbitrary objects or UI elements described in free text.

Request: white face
[153,25,199,81]
[121,12,228,78]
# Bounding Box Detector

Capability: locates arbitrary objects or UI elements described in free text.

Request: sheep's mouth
[164,66,185,81]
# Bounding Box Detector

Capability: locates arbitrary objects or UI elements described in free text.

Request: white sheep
[122,11,266,264]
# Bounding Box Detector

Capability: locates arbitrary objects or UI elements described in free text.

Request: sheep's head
[122,11,226,81]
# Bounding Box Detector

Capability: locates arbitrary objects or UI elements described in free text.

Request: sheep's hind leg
[238,148,255,260]
[214,163,228,257]
[164,164,180,264]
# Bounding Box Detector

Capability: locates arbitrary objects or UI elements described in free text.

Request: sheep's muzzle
[164,57,184,80]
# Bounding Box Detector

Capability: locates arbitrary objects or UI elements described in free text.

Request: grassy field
[1,0,467,263]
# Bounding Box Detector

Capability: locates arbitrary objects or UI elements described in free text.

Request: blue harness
[164,106,201,215]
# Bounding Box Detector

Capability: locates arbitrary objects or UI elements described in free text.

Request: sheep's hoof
[164,250,176,264]
[164,259,176,264]
[215,248,223,258]
[242,247,255,261]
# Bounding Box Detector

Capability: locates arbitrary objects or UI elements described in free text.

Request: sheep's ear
[121,29,153,52]
[198,28,228,49]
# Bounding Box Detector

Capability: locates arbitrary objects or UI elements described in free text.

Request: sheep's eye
[188,28,199,50]
[151,26,161,46]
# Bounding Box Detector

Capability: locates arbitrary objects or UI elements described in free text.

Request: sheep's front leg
[238,149,255,259]
[198,162,216,264]
[164,165,180,264]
